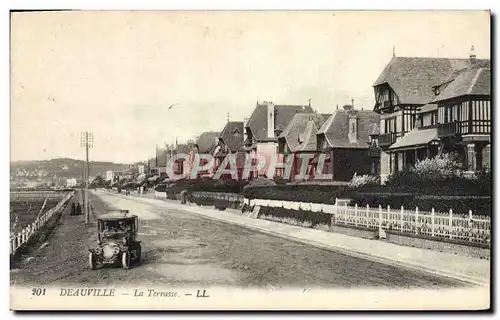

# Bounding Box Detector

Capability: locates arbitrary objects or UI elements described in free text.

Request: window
[351,123,356,133]
[384,117,396,134]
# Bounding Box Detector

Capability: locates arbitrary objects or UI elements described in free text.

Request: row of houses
[147,47,491,184]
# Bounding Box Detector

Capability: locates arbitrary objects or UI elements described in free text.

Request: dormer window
[433,86,440,96]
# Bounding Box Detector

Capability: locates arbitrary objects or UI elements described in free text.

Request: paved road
[11,191,468,288]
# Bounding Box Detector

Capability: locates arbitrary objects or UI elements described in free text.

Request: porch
[387,128,440,173]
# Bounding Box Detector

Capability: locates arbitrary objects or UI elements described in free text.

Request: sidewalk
[100,191,490,286]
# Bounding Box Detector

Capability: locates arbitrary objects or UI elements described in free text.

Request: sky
[10,10,490,163]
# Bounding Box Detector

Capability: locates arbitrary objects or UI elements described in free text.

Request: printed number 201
[31,288,46,296]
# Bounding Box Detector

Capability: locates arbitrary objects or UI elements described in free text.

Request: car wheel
[122,252,130,269]
[89,252,97,270]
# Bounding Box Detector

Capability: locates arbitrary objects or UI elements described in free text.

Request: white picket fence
[9,192,74,255]
[248,198,491,245]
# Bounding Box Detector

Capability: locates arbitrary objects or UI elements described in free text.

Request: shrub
[257,206,332,227]
[348,173,380,189]
[242,184,350,204]
[350,192,415,209]
[412,152,464,180]
[411,195,491,216]
[154,184,167,192]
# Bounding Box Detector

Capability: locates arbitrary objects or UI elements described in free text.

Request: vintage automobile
[88,210,141,270]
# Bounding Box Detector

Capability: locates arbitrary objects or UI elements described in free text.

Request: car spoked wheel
[89,252,97,270]
[121,252,130,269]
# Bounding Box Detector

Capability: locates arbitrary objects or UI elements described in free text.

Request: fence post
[366,204,369,227]
[21,229,26,244]
[415,207,419,234]
[17,232,21,247]
[449,209,453,239]
[379,205,383,230]
[354,204,358,226]
[468,210,473,242]
[400,205,404,233]
[344,202,348,225]
[387,205,391,230]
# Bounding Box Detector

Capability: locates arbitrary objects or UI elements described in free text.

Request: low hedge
[350,192,491,216]
[349,192,416,209]
[257,206,332,227]
[412,195,491,216]
[242,184,350,204]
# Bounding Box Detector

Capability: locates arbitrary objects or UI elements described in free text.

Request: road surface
[11,191,468,288]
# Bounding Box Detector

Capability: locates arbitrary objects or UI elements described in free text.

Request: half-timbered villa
[372,48,490,182]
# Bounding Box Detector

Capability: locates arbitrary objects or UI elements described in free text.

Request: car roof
[98,213,138,221]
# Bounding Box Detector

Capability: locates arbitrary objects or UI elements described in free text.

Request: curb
[98,191,489,287]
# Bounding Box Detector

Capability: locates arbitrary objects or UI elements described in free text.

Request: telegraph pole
[80,132,94,223]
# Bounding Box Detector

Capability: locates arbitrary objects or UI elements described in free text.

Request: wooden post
[344,202,348,225]
[379,205,383,230]
[415,207,419,234]
[469,209,473,242]
[400,205,404,232]
[366,204,370,228]
[387,205,391,229]
[17,232,21,247]
[21,229,26,244]
[449,209,453,239]
[354,203,358,226]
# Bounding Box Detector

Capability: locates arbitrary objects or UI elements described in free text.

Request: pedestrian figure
[76,202,81,215]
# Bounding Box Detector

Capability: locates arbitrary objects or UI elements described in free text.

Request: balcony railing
[379,132,398,148]
[437,122,459,138]
[438,120,490,138]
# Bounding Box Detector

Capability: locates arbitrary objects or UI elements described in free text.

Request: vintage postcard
[9,10,491,310]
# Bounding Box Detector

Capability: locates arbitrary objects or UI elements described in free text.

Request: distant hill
[10,158,135,181]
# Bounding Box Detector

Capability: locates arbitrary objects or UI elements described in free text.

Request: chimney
[267,101,275,139]
[347,107,359,144]
[243,117,249,144]
[470,45,476,63]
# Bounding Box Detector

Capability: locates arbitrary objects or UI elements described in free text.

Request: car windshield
[101,220,133,237]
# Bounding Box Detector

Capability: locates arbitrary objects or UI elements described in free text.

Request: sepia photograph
[8,10,491,310]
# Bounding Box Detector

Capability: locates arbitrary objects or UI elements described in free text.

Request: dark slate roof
[219,121,244,152]
[418,103,438,114]
[318,109,380,149]
[373,57,487,105]
[389,128,438,150]
[196,131,220,153]
[246,103,314,141]
[279,113,326,152]
[432,62,491,103]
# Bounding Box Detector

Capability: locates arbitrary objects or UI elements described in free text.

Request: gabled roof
[318,109,380,149]
[373,57,487,105]
[279,113,326,152]
[219,121,244,152]
[196,131,220,153]
[246,103,314,141]
[432,61,491,103]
